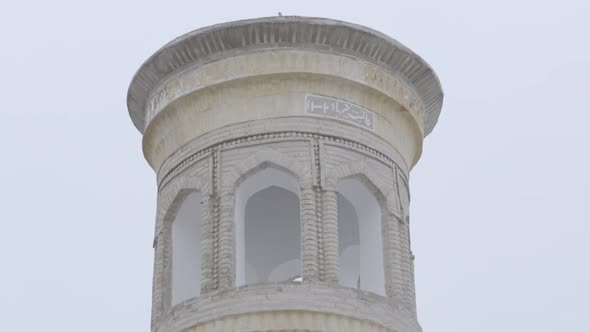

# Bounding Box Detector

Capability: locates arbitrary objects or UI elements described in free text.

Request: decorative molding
[158,283,419,332]
[127,16,443,135]
[184,310,393,332]
[211,148,220,290]
[312,138,324,281]
[325,157,397,214]
[158,131,406,193]
[160,148,211,191]
[222,148,312,194]
[158,175,210,224]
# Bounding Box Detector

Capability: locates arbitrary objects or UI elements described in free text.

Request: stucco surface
[127,16,443,135]
[127,16,443,332]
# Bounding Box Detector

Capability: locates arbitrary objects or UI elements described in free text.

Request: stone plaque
[305,94,375,130]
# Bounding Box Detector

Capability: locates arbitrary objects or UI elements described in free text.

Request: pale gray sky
[1,1,589,331]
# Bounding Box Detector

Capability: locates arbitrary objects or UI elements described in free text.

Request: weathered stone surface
[127,16,443,136]
[126,16,443,332]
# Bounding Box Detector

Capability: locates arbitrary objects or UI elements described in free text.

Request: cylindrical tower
[127,16,443,332]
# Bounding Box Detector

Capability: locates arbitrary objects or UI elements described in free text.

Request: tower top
[127,16,443,135]
[128,16,444,331]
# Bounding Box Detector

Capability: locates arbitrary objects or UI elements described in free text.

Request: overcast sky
[1,1,589,331]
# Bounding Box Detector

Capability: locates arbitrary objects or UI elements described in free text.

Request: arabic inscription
[305,94,375,130]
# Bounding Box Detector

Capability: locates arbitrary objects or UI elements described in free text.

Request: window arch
[170,191,202,305]
[234,167,302,286]
[337,177,385,296]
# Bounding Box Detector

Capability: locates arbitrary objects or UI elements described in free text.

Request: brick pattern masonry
[152,122,418,332]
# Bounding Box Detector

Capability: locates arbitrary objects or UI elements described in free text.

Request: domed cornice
[127,16,443,136]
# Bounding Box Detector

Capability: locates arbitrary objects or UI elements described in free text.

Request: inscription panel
[305,94,375,130]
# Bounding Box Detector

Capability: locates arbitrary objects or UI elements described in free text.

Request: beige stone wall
[142,51,425,172]
[185,311,393,332]
[151,124,418,332]
[127,16,444,332]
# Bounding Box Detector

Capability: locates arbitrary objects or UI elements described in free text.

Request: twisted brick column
[199,195,215,293]
[300,186,319,282]
[321,188,339,283]
[150,231,163,331]
[398,219,415,315]
[383,212,403,302]
[151,220,171,331]
[217,192,235,290]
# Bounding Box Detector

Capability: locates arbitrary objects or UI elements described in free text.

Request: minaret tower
[127,17,443,332]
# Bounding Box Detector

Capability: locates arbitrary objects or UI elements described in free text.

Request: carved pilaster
[383,212,403,302]
[210,147,220,291]
[150,230,163,331]
[200,194,215,293]
[398,218,415,314]
[151,216,172,330]
[217,192,235,290]
[321,188,339,283]
[300,186,319,282]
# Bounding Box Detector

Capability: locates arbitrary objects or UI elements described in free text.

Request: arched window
[171,191,202,305]
[234,167,301,286]
[337,177,385,296]
[337,193,360,289]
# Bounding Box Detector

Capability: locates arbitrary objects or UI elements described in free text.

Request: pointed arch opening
[337,177,386,296]
[170,191,202,305]
[234,166,301,286]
